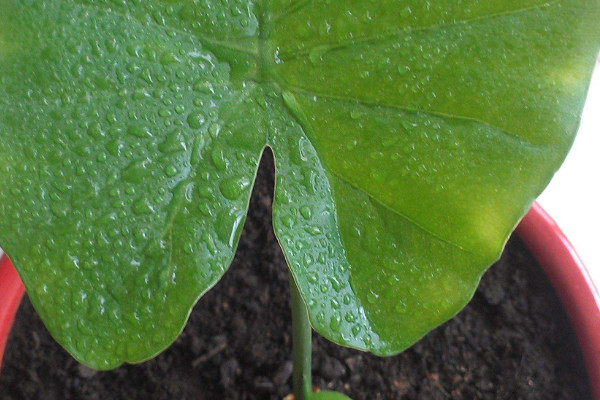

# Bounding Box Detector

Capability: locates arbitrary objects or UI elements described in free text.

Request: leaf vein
[279,88,480,256]
[279,0,560,61]
[329,170,478,257]
[269,0,314,25]
[284,83,544,147]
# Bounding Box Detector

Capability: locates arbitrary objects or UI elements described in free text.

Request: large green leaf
[0,0,598,368]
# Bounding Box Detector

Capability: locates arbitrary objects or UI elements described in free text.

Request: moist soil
[0,151,592,400]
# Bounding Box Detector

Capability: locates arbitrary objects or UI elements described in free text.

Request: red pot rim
[0,202,599,397]
[0,255,25,374]
[516,202,600,400]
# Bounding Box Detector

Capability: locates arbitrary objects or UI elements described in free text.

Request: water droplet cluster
[1,0,590,367]
[0,0,263,368]
[269,97,382,351]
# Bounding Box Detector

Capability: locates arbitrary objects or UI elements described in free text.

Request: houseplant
[0,195,597,398]
[1,1,599,398]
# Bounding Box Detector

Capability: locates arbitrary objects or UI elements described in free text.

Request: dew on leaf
[160,51,180,66]
[329,314,342,332]
[307,271,319,283]
[330,298,340,309]
[366,290,379,304]
[132,197,154,215]
[208,122,220,137]
[344,311,356,323]
[165,164,179,177]
[127,125,152,138]
[158,108,172,118]
[219,175,250,200]
[0,0,595,370]
[299,205,312,219]
[316,311,325,323]
[211,146,229,171]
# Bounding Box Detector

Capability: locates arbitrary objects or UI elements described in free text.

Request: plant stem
[290,272,312,400]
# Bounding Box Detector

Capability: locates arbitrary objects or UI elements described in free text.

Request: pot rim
[516,202,600,400]
[0,202,599,398]
[0,255,24,374]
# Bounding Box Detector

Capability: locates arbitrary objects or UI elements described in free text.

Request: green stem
[290,272,313,400]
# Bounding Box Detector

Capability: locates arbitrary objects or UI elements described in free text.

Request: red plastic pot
[1,202,599,397]
[516,202,600,399]
[0,255,24,374]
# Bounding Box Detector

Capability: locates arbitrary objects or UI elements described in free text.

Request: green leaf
[0,0,598,368]
[310,390,354,400]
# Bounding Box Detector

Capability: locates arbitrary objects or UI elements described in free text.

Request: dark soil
[0,151,592,400]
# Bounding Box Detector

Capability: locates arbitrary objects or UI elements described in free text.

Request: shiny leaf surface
[311,390,354,400]
[0,0,598,368]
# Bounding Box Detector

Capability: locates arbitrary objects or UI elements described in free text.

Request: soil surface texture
[0,151,592,400]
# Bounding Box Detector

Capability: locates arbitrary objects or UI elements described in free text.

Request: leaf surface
[0,0,598,368]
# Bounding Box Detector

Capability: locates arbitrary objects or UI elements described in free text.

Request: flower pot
[1,201,599,398]
[0,254,24,375]
[516,202,600,399]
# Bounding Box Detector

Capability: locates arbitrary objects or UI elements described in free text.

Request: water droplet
[132,197,154,215]
[342,294,351,305]
[219,176,250,200]
[158,130,186,155]
[299,206,312,220]
[307,272,318,284]
[158,108,172,118]
[280,215,294,228]
[366,290,379,304]
[122,159,152,183]
[128,125,152,138]
[329,314,341,332]
[208,123,220,137]
[87,123,105,139]
[193,80,214,94]
[303,253,313,266]
[330,298,340,309]
[187,112,206,129]
[165,164,179,177]
[198,202,213,217]
[329,276,343,292]
[316,311,325,323]
[344,311,356,323]
[160,51,180,65]
[211,146,229,171]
